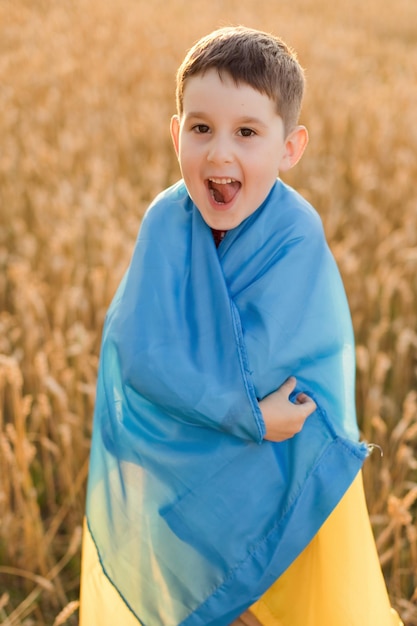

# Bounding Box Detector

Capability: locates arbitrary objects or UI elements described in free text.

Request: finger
[282,376,297,395]
[296,394,317,415]
[295,392,310,404]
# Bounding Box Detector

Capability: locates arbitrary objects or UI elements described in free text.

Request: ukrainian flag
[80,180,402,625]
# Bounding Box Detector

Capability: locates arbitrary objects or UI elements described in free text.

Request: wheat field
[0,0,416,624]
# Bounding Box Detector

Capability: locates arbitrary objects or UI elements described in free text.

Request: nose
[207,134,234,164]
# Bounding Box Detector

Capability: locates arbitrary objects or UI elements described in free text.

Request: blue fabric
[85,179,369,626]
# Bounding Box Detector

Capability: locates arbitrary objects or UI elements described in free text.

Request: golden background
[0,0,416,623]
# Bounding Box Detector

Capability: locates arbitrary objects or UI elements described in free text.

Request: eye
[238,128,256,137]
[192,124,210,134]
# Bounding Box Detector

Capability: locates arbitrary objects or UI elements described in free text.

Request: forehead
[182,69,278,117]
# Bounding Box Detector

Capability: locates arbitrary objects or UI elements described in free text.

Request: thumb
[282,376,297,396]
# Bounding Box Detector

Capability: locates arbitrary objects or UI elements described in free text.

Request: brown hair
[175,26,305,135]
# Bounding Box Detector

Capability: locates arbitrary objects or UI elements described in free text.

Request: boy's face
[171,69,307,231]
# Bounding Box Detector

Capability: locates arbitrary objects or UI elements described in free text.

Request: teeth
[208,177,236,184]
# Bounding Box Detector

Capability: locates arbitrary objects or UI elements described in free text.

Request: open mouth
[207,178,241,205]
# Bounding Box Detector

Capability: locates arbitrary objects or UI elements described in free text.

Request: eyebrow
[238,116,269,129]
[185,112,269,129]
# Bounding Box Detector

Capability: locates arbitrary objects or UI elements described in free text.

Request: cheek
[180,155,197,179]
[178,155,200,189]
[179,141,199,166]
[251,158,279,182]
[177,145,192,168]
[263,155,282,177]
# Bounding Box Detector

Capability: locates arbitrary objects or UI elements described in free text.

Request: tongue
[210,181,240,204]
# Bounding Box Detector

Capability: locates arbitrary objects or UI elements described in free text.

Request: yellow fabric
[250,472,403,626]
[79,519,141,626]
[79,472,403,626]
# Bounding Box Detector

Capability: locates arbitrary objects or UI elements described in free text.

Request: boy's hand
[259,377,317,442]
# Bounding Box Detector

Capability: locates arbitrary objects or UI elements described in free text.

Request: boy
[80,26,402,625]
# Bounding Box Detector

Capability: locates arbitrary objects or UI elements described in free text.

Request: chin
[207,218,241,232]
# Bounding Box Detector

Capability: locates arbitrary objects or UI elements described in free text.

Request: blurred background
[0,0,416,624]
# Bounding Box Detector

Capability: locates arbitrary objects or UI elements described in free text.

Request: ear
[170,115,180,158]
[279,125,309,172]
